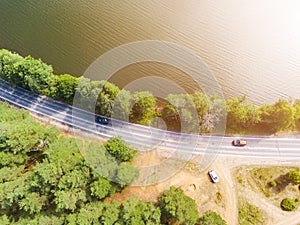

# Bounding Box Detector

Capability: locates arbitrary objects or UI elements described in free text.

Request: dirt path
[222,156,300,225]
[239,186,288,224]
[212,157,239,225]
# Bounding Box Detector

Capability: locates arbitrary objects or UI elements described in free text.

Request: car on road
[208,170,219,183]
[232,139,247,146]
[95,116,109,125]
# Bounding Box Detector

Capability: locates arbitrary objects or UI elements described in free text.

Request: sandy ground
[32,112,300,225]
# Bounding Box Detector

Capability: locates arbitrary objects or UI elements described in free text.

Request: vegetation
[104,136,137,162]
[197,210,227,225]
[158,186,199,225]
[243,166,299,198]
[236,166,300,217]
[2,49,300,135]
[0,102,227,224]
[0,103,137,223]
[226,96,261,133]
[280,198,298,211]
[287,170,300,185]
[238,200,266,225]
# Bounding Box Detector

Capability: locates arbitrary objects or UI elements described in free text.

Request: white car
[208,170,219,183]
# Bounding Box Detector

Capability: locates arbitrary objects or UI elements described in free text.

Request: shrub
[269,180,277,187]
[280,198,298,211]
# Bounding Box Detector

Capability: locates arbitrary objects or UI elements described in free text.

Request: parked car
[208,170,219,183]
[232,139,247,146]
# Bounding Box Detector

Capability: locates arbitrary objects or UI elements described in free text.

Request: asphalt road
[0,79,299,159]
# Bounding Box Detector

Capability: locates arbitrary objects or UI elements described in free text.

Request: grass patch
[238,199,267,225]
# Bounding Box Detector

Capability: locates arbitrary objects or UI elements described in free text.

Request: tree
[75,79,120,117]
[54,188,87,212]
[260,99,295,132]
[112,89,132,121]
[115,162,139,187]
[95,80,120,117]
[90,177,112,199]
[119,198,161,225]
[84,143,118,180]
[197,211,227,225]
[161,93,200,133]
[19,192,47,215]
[0,121,57,154]
[104,136,137,162]
[99,201,120,225]
[130,91,156,125]
[9,56,55,96]
[226,96,261,132]
[293,99,300,130]
[53,74,79,103]
[0,49,23,81]
[38,215,64,225]
[158,186,198,225]
[0,215,10,225]
[280,198,298,211]
[287,170,300,185]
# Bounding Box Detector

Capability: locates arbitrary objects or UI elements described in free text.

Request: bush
[280,198,298,211]
[197,210,227,225]
[269,180,277,187]
[287,170,300,185]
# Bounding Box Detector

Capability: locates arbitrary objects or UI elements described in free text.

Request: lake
[1,0,300,105]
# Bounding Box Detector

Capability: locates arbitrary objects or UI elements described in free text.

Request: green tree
[260,99,295,132]
[0,103,141,224]
[294,99,300,130]
[84,143,118,180]
[226,96,261,132]
[119,198,161,225]
[54,188,87,212]
[19,192,47,215]
[158,186,198,225]
[112,89,132,121]
[197,211,227,225]
[38,215,64,225]
[75,79,120,117]
[287,170,300,185]
[104,136,137,162]
[0,49,23,81]
[95,80,120,117]
[130,91,156,125]
[0,215,10,225]
[99,201,120,225]
[9,56,55,96]
[74,77,95,111]
[115,162,139,187]
[280,198,298,211]
[90,177,112,199]
[162,93,199,133]
[53,74,79,103]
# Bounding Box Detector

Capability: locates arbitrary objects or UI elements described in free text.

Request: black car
[95,116,109,125]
